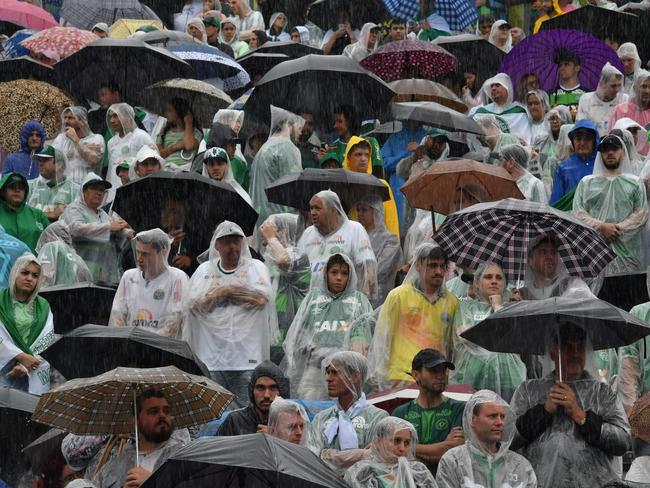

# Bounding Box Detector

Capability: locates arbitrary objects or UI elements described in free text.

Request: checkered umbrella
[382,0,419,21]
[436,0,478,32]
[433,198,616,281]
[60,0,160,32]
[32,366,233,435]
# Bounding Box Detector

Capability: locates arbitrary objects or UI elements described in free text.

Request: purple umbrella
[499,29,624,92]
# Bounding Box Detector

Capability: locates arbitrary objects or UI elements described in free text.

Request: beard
[141,420,174,444]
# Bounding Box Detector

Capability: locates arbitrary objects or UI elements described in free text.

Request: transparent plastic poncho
[268,397,310,446]
[35,220,92,287]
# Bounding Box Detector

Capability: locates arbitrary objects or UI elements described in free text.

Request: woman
[156,98,202,169]
[35,221,92,287]
[249,29,268,49]
[516,73,540,103]
[266,12,290,42]
[533,105,573,192]
[450,262,526,401]
[461,69,481,108]
[0,254,54,393]
[344,416,437,488]
[526,90,551,177]
[488,19,512,53]
[186,16,207,42]
[343,22,380,62]
[219,17,250,58]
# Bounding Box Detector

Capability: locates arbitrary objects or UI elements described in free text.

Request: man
[511,324,631,488]
[368,243,459,389]
[610,69,650,156]
[295,110,320,169]
[393,349,465,475]
[203,15,235,57]
[185,220,276,405]
[94,389,189,488]
[436,390,537,488]
[290,26,310,44]
[218,360,290,435]
[2,120,45,180]
[549,49,588,110]
[201,146,251,206]
[498,144,547,203]
[396,128,450,181]
[576,63,626,137]
[386,18,406,43]
[91,22,109,38]
[574,133,648,274]
[229,0,265,41]
[618,42,642,96]
[87,82,122,137]
[297,190,377,300]
[549,119,600,205]
[108,228,188,337]
[268,398,309,444]
[533,0,572,33]
[131,145,164,180]
[197,121,249,190]
[620,296,650,415]
[307,351,388,472]
[29,145,80,222]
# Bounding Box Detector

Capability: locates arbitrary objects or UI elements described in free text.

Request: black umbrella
[244,54,395,127]
[392,101,484,135]
[238,52,290,79]
[112,171,258,246]
[142,433,350,488]
[22,428,66,476]
[0,56,54,83]
[265,168,390,213]
[251,41,322,58]
[41,325,209,379]
[40,283,116,333]
[54,37,192,106]
[306,0,389,29]
[434,34,505,88]
[597,271,649,312]
[139,29,196,47]
[140,0,178,27]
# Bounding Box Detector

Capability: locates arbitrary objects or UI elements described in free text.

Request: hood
[19,120,46,154]
[632,70,650,109]
[596,62,624,101]
[463,389,516,461]
[107,103,137,136]
[8,253,43,304]
[568,119,600,159]
[481,73,514,106]
[219,17,239,45]
[268,12,287,36]
[77,172,110,208]
[0,172,30,206]
[618,42,641,76]
[294,26,309,44]
[248,360,290,404]
[593,133,634,177]
[343,135,373,174]
[319,252,359,296]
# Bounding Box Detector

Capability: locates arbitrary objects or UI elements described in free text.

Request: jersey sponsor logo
[314,320,350,333]
[153,289,165,300]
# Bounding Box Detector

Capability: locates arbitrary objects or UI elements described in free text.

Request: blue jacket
[549,119,600,205]
[2,120,45,180]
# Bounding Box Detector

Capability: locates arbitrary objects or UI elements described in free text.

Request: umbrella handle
[93,435,118,479]
[134,389,140,467]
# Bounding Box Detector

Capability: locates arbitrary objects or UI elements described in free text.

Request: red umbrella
[0,0,58,31]
[360,39,457,82]
[20,26,97,61]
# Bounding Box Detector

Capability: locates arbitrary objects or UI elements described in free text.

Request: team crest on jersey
[153,289,165,300]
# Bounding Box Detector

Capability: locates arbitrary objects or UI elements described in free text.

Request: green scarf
[0,288,50,355]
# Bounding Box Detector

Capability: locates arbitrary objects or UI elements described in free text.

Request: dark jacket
[2,120,45,180]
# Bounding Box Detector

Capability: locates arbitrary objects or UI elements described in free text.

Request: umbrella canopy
[107,18,163,38]
[0,56,54,83]
[60,0,160,31]
[0,79,74,153]
[389,78,467,113]
[20,26,97,61]
[22,428,66,476]
[433,198,617,281]
[461,297,650,354]
[167,43,245,80]
[141,434,350,488]
[630,392,650,444]
[360,39,457,82]
[265,168,390,213]
[42,325,210,379]
[139,29,195,47]
[367,382,474,413]
[392,101,483,135]
[1,28,35,59]
[598,271,649,312]
[0,0,58,31]
[250,41,323,58]
[244,54,395,127]
[238,52,290,79]
[401,159,524,214]
[112,171,258,245]
[307,0,389,29]
[55,37,192,106]
[382,0,419,21]
[32,366,233,435]
[435,0,478,32]
[40,283,116,333]
[499,29,625,92]
[139,78,233,129]
[434,34,505,88]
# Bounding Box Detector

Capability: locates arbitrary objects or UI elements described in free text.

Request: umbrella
[244,54,395,127]
[238,52,290,79]
[1,28,35,59]
[250,41,322,58]
[107,18,163,38]
[166,43,246,82]
[139,29,195,47]
[392,101,483,135]
[499,29,625,92]
[433,198,617,281]
[435,0,478,32]
[306,0,389,29]
[40,283,116,333]
[22,428,66,475]
[141,433,350,488]
[382,0,419,21]
[0,0,58,31]
[401,159,524,215]
[41,324,210,379]
[32,366,233,435]
[0,79,74,153]
[60,0,160,31]
[360,39,457,82]
[597,270,649,312]
[367,382,474,413]
[0,56,54,83]
[389,78,467,113]
[139,78,233,129]
[55,37,192,106]
[20,26,97,61]
[112,171,258,244]
[265,168,390,213]
[434,34,505,87]
[630,392,650,444]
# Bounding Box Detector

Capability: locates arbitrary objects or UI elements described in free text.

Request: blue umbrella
[382,0,419,20]
[1,29,35,59]
[167,43,250,89]
[436,0,477,32]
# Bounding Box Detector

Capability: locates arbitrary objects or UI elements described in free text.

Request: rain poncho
[230,0,265,37]
[28,148,80,215]
[533,105,573,189]
[0,224,30,289]
[183,221,277,372]
[342,22,378,62]
[292,26,310,44]
[487,19,512,53]
[620,289,650,411]
[109,229,189,337]
[35,220,92,287]
[219,17,251,58]
[266,12,290,42]
[618,43,642,96]
[473,114,522,164]
[268,398,309,445]
[0,254,54,394]
[436,390,537,488]
[344,416,437,488]
[610,70,650,156]
[61,172,129,285]
[186,16,207,42]
[449,263,526,402]
[499,144,548,203]
[526,90,550,148]
[576,63,627,137]
[52,106,105,184]
[2,120,45,180]
[573,134,648,274]
[283,253,373,400]
[202,146,253,206]
[613,119,647,174]
[297,190,378,301]
[368,243,459,388]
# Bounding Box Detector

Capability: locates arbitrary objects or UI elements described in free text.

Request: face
[98,87,120,108]
[550,336,586,381]
[601,78,622,102]
[327,262,349,294]
[558,61,580,82]
[205,158,228,180]
[480,265,505,298]
[204,0,214,11]
[496,26,510,42]
[412,364,448,394]
[164,104,180,123]
[188,24,203,40]
[464,72,476,90]
[326,364,358,398]
[136,241,163,274]
[4,184,26,208]
[333,113,349,138]
[427,137,447,160]
[490,83,508,105]
[479,21,493,37]
[118,168,130,185]
[215,235,242,267]
[63,112,81,131]
[471,403,506,446]
[93,29,108,38]
[528,242,559,279]
[249,35,260,49]
[138,396,174,444]
[639,79,650,107]
[273,15,286,30]
[349,147,370,173]
[15,263,40,296]
[291,31,301,43]
[356,202,374,229]
[629,127,640,144]
[368,28,379,47]
[272,412,305,444]
[415,258,446,291]
[136,158,161,177]
[601,146,622,170]
[572,131,595,159]
[161,200,185,229]
[83,184,106,209]
[525,74,539,91]
[109,111,122,132]
[621,56,636,76]
[38,157,56,180]
[299,112,314,139]
[205,24,218,38]
[390,23,406,41]
[527,94,545,122]
[222,23,236,41]
[511,27,524,45]
[309,196,337,232]
[252,376,280,412]
[549,114,562,133]
[27,130,42,151]
[381,428,412,458]
[542,0,555,14]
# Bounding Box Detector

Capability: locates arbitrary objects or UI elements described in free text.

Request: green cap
[203,16,221,29]
[204,147,229,162]
[135,24,159,33]
[115,160,131,175]
[5,173,26,188]
[320,151,341,167]
[426,127,449,140]
[34,145,56,159]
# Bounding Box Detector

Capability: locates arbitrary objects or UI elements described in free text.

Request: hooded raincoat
[2,120,45,180]
[610,70,650,156]
[617,43,642,96]
[219,17,250,58]
[28,148,80,215]
[266,12,290,41]
[342,22,378,62]
[35,221,92,287]
[576,63,627,137]
[487,20,512,53]
[533,106,573,190]
[202,146,253,206]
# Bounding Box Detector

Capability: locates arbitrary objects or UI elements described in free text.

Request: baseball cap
[598,134,624,151]
[91,22,109,33]
[204,147,229,162]
[498,22,512,29]
[83,177,112,191]
[411,348,455,371]
[214,220,245,240]
[320,151,341,167]
[34,145,56,159]
[204,16,221,29]
[426,127,449,141]
[134,145,164,165]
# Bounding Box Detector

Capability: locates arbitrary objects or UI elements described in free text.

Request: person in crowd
[385,18,406,43]
[393,349,465,475]
[218,18,250,58]
[474,114,521,163]
[290,26,310,44]
[345,416,438,487]
[307,351,388,472]
[186,16,208,42]
[396,128,450,182]
[533,105,573,185]
[87,82,122,139]
[198,119,249,190]
[35,221,91,287]
[525,90,550,148]
[0,253,54,393]
[218,360,290,435]
[511,26,525,46]
[295,109,320,169]
[499,144,547,203]
[184,221,276,405]
[610,69,650,156]
[511,324,631,488]
[266,12,289,41]
[158,198,198,274]
[368,243,458,389]
[229,0,265,42]
[0,172,50,252]
[0,225,31,289]
[130,145,164,181]
[618,42,642,96]
[29,145,79,222]
[516,73,541,104]
[156,98,201,169]
[487,20,512,53]
[203,15,235,57]
[2,120,46,180]
[576,63,626,137]
[436,390,537,488]
[173,0,204,31]
[462,69,482,108]
[549,49,587,110]
[267,398,309,445]
[414,0,450,41]
[476,14,495,39]
[91,22,109,38]
[284,253,373,400]
[249,29,268,49]
[202,146,252,205]
[108,229,188,337]
[320,9,358,55]
[613,119,646,172]
[342,22,380,62]
[533,0,573,33]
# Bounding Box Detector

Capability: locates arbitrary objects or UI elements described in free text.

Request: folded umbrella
[20,26,97,61]
[60,0,161,31]
[0,0,58,31]
[392,101,483,135]
[0,56,54,83]
[40,283,116,333]
[434,34,505,88]
[389,78,467,113]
